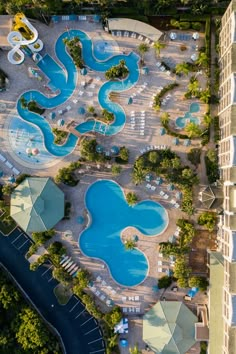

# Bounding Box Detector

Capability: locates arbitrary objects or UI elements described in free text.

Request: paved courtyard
[0,18,208,353]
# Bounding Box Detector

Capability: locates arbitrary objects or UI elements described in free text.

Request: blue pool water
[79,180,168,287]
[175,102,200,129]
[93,39,117,61]
[16,29,140,157]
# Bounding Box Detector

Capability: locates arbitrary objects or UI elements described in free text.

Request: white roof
[108,18,162,42]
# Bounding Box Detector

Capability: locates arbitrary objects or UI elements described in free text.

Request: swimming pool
[93,39,117,61]
[16,29,140,157]
[79,180,168,287]
[175,102,200,129]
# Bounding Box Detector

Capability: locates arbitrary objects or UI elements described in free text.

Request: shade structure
[127,97,133,105]
[192,32,199,40]
[114,318,128,334]
[31,148,39,156]
[145,173,153,182]
[78,106,86,115]
[170,32,177,40]
[111,145,120,155]
[80,67,87,76]
[156,176,163,185]
[141,66,149,75]
[184,139,191,146]
[96,145,104,153]
[175,191,182,200]
[8,175,16,183]
[172,137,179,145]
[10,177,64,233]
[132,234,139,242]
[49,111,56,120]
[167,184,175,191]
[143,301,197,354]
[159,127,166,136]
[169,235,176,243]
[120,339,128,347]
[191,53,199,62]
[57,119,65,127]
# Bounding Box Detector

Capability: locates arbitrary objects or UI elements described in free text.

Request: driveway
[0,228,105,354]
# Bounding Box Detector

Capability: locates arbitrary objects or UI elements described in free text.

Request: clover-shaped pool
[79,180,169,287]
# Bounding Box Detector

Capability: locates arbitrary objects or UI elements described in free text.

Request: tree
[19,96,27,109]
[104,306,122,328]
[2,184,14,195]
[188,276,209,291]
[158,275,172,289]
[153,40,166,57]
[137,43,149,63]
[132,166,146,185]
[188,79,200,96]
[118,146,129,162]
[87,105,95,114]
[160,112,170,125]
[173,257,191,280]
[111,164,122,175]
[107,334,118,349]
[177,277,189,288]
[52,267,72,286]
[148,151,158,164]
[185,122,202,138]
[196,52,209,68]
[129,343,142,354]
[187,148,201,166]
[198,212,216,232]
[125,239,136,250]
[175,62,189,76]
[0,283,20,309]
[171,157,181,169]
[126,192,138,205]
[207,149,217,163]
[200,88,211,103]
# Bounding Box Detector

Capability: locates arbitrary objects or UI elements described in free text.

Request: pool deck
[0,18,208,353]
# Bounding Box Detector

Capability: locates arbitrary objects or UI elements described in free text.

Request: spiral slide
[7,13,43,65]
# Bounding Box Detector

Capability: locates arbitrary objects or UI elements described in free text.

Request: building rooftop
[208,252,224,354]
[0,15,12,48]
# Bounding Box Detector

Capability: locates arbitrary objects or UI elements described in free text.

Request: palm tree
[137,43,149,64]
[200,88,211,103]
[125,239,136,251]
[175,62,189,76]
[185,122,202,138]
[129,343,141,354]
[87,106,95,114]
[188,80,199,96]
[107,334,118,349]
[160,112,170,125]
[132,166,145,185]
[153,40,166,57]
[126,192,138,205]
[196,52,209,68]
[20,96,28,109]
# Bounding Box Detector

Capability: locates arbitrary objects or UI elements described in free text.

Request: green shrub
[158,276,172,289]
[191,22,202,31]
[27,101,45,115]
[170,19,179,28]
[179,22,190,30]
[105,60,129,80]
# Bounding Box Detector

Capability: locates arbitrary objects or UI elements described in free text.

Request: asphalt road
[0,227,105,354]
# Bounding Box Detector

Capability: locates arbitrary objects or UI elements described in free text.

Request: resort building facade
[210,1,236,352]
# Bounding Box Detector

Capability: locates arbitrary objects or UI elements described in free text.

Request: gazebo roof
[199,184,223,209]
[143,301,197,354]
[10,177,64,233]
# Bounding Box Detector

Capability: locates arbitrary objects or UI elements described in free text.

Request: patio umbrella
[166,268,173,277]
[192,32,199,40]
[111,145,120,155]
[80,67,87,76]
[31,148,39,156]
[156,177,163,185]
[26,148,32,155]
[127,97,133,105]
[93,14,101,22]
[172,137,179,145]
[145,173,153,182]
[78,106,85,115]
[77,216,84,224]
[8,175,16,183]
[184,139,191,146]
[57,119,65,127]
[141,66,149,75]
[120,339,128,347]
[49,112,56,120]
[167,184,175,191]
[168,235,176,244]
[159,127,166,136]
[175,191,182,199]
[96,145,104,153]
[191,53,199,62]
[0,170,3,177]
[170,32,177,40]
[132,235,139,242]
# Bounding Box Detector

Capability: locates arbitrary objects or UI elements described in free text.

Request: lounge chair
[158,260,162,266]
[134,296,140,301]
[164,194,169,199]
[73,99,78,104]
[66,105,71,111]
[129,296,134,301]
[5,161,13,169]
[100,294,106,301]
[0,154,6,162]
[157,267,164,273]
[122,296,127,301]
[160,190,165,196]
[95,290,100,296]
[146,183,151,189]
[159,253,163,258]
[174,203,180,208]
[123,307,128,313]
[135,307,140,313]
[12,167,20,175]
[96,275,102,282]
[151,186,156,191]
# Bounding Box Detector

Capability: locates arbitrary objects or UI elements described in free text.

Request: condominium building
[209,1,236,352]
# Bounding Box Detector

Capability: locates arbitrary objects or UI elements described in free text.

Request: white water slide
[7,16,43,65]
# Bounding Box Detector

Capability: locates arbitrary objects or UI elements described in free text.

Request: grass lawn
[54,283,72,305]
[0,210,16,235]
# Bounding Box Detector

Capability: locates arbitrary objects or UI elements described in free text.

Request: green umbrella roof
[143,301,197,354]
[10,177,64,233]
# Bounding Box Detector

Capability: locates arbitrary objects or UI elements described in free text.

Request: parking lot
[0,228,105,354]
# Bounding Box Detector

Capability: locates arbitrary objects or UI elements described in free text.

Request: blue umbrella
[77,216,84,224]
[93,14,101,22]
[49,112,56,120]
[78,107,85,115]
[111,145,120,155]
[172,137,179,145]
[80,68,87,76]
[159,127,166,136]
[127,97,133,105]
[184,139,191,146]
[0,171,3,177]
[96,145,104,153]
[57,119,65,127]
[141,66,149,75]
[166,268,173,277]
[175,191,182,200]
[8,175,15,183]
[156,177,163,185]
[145,173,153,182]
[167,184,175,191]
[132,235,139,242]
[120,339,128,347]
[168,235,176,243]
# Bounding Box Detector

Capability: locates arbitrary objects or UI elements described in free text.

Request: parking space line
[84,326,99,336]
[88,337,103,345]
[48,276,54,283]
[99,329,102,336]
[69,301,80,313]
[11,233,23,244]
[89,349,105,354]
[80,316,93,327]
[17,239,29,250]
[75,308,86,319]
[42,265,53,276]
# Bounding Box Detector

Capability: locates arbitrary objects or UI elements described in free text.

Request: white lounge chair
[134,296,140,301]
[146,184,151,189]
[95,290,100,296]
[129,296,134,301]
[158,260,162,266]
[123,307,128,313]
[73,99,78,104]
[5,161,13,169]
[160,190,165,196]
[0,154,6,162]
[66,105,71,111]
[151,186,156,191]
[157,267,164,273]
[122,296,127,302]
[135,307,140,313]
[12,168,20,175]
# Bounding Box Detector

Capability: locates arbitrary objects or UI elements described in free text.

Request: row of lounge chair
[139,145,168,155]
[121,295,140,302]
[90,286,113,307]
[111,31,153,45]
[0,153,20,175]
[122,307,141,313]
